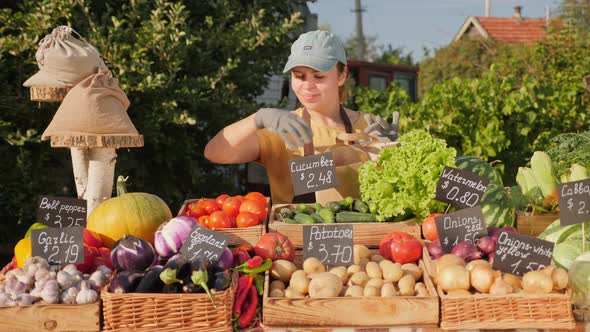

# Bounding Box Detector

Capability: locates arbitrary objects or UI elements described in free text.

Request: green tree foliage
[0,0,302,250]
[352,29,590,185]
[375,45,415,66]
[559,0,590,32]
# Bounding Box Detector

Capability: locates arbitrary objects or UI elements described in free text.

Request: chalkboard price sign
[435,206,488,254]
[558,179,590,226]
[37,196,87,228]
[289,152,338,196]
[31,226,84,265]
[492,232,554,276]
[180,224,230,264]
[435,166,490,209]
[303,224,354,266]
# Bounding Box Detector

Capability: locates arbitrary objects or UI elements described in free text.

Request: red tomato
[422,213,442,241]
[236,212,260,228]
[230,216,237,228]
[198,215,210,228]
[208,211,232,229]
[203,199,220,215]
[222,197,243,218]
[380,231,422,264]
[254,232,295,262]
[187,199,207,218]
[244,192,267,210]
[216,194,230,207]
[239,199,267,222]
[83,228,103,248]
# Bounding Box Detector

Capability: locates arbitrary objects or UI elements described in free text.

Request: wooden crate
[102,271,237,332]
[268,204,421,248]
[263,251,439,327]
[0,303,100,332]
[516,211,558,236]
[178,198,269,246]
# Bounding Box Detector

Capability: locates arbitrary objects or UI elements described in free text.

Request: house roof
[454,16,549,46]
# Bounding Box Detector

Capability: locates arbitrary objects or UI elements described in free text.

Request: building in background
[347,61,418,101]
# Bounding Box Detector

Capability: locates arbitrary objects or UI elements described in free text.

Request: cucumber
[318,208,335,223]
[294,213,315,224]
[339,196,354,210]
[279,207,294,220]
[335,211,378,223]
[353,199,369,213]
[327,201,342,213]
[310,213,324,223]
[282,218,297,224]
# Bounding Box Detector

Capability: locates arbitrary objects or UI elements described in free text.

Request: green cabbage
[359,129,456,220]
[569,252,590,320]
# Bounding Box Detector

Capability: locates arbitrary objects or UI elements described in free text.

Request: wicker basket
[177,198,268,246]
[268,203,420,249]
[102,271,237,332]
[438,286,575,330]
[30,86,71,102]
[516,211,558,236]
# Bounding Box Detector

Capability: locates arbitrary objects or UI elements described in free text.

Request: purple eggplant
[135,265,164,293]
[111,235,156,272]
[214,270,231,291]
[108,271,144,293]
[159,254,190,285]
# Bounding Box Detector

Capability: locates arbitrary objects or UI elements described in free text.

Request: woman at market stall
[204,30,399,204]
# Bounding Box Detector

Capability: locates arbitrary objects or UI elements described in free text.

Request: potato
[303,257,325,275]
[363,285,380,297]
[380,261,403,282]
[359,258,370,268]
[270,280,286,291]
[290,270,310,294]
[551,268,568,291]
[414,282,428,297]
[285,287,305,298]
[401,263,422,281]
[366,262,382,279]
[271,260,297,283]
[347,264,363,276]
[307,272,323,280]
[398,274,416,296]
[349,271,369,287]
[329,266,349,284]
[370,254,386,262]
[270,288,285,298]
[354,244,370,264]
[344,285,364,297]
[308,272,342,298]
[366,278,384,288]
[522,270,552,294]
[381,283,397,297]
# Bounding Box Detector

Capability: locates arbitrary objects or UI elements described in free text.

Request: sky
[308,0,562,61]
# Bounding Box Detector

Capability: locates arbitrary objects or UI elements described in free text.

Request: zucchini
[279,207,294,220]
[353,199,369,213]
[310,213,324,223]
[318,208,335,223]
[335,211,378,223]
[327,201,342,213]
[294,213,315,224]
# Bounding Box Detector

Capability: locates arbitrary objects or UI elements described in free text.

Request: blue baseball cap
[283,30,347,73]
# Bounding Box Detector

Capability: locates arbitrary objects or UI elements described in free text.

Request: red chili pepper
[246,256,263,269]
[238,284,259,328]
[232,275,252,315]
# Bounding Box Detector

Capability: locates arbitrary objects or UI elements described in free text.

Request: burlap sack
[42,70,143,148]
[23,26,106,88]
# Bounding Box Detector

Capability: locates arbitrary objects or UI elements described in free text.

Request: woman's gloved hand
[363,112,400,143]
[255,108,313,150]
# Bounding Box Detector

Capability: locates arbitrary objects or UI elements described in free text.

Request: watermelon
[455,156,504,186]
[479,183,515,227]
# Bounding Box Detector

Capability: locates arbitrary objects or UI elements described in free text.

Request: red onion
[487,227,501,242]
[427,240,443,260]
[488,251,495,265]
[451,241,483,262]
[476,236,496,255]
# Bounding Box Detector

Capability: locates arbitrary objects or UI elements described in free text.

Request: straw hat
[42,70,143,148]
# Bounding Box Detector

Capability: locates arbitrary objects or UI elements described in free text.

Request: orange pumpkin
[87,176,172,248]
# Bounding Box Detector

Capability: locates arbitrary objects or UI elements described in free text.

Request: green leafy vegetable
[547,131,590,178]
[359,129,456,220]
